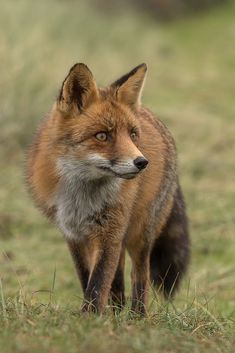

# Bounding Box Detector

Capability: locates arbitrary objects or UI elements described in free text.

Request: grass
[0,0,235,352]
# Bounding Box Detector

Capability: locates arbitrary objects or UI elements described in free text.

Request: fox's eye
[130,131,138,141]
[95,132,107,142]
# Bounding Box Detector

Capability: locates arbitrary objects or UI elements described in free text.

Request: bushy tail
[150,184,190,298]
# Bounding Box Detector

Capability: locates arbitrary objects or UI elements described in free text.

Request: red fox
[27,63,190,314]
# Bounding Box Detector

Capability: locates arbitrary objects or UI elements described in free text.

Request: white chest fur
[54,173,121,241]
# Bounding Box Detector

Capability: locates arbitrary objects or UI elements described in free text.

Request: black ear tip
[69,63,91,73]
[140,63,147,71]
[77,62,89,69]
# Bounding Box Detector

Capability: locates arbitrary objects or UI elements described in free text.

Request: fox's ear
[111,63,147,110]
[57,63,99,114]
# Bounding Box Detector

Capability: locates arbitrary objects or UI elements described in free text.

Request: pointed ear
[57,63,99,114]
[111,63,147,110]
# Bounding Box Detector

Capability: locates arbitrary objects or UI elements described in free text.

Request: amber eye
[95,132,107,142]
[130,131,138,141]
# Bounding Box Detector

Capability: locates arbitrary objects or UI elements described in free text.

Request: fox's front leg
[67,239,90,294]
[110,247,125,311]
[82,237,123,314]
[129,244,151,315]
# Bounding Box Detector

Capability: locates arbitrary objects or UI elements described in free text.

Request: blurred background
[0,0,234,342]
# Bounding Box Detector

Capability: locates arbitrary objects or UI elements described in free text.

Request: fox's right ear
[57,63,99,114]
[111,63,147,110]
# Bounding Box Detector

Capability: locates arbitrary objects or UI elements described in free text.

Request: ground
[0,1,234,352]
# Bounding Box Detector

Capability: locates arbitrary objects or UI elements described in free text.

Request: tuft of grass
[0,288,234,353]
[0,0,235,352]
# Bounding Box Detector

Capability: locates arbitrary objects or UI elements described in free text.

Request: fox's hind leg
[150,184,190,298]
[110,247,126,311]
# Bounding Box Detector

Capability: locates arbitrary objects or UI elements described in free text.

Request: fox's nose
[134,157,149,170]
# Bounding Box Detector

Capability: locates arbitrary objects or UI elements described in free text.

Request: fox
[26,62,190,315]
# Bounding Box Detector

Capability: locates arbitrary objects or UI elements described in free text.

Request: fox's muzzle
[104,156,149,179]
[86,153,149,180]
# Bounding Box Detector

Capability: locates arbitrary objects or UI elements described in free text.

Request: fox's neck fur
[54,158,122,241]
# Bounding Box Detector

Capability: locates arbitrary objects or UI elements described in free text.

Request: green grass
[0,0,235,352]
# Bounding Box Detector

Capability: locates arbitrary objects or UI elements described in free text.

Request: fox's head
[54,63,148,181]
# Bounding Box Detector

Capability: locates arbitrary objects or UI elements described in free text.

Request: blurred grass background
[0,0,235,352]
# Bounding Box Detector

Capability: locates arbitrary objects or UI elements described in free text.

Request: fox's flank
[26,62,190,315]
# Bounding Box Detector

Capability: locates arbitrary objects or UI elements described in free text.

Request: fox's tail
[150,184,190,298]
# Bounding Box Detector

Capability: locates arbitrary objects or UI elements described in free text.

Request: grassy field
[0,0,235,352]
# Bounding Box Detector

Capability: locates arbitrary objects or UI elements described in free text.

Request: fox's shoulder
[138,107,176,149]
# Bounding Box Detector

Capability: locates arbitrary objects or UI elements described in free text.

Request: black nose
[134,157,149,170]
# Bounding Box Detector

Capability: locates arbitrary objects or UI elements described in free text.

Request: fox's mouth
[97,166,139,179]
[116,172,139,179]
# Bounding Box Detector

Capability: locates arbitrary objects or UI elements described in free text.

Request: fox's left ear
[111,63,147,110]
[57,63,99,114]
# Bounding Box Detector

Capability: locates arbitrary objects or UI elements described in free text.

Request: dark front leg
[67,240,90,294]
[82,241,122,314]
[110,247,125,311]
[129,246,151,315]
